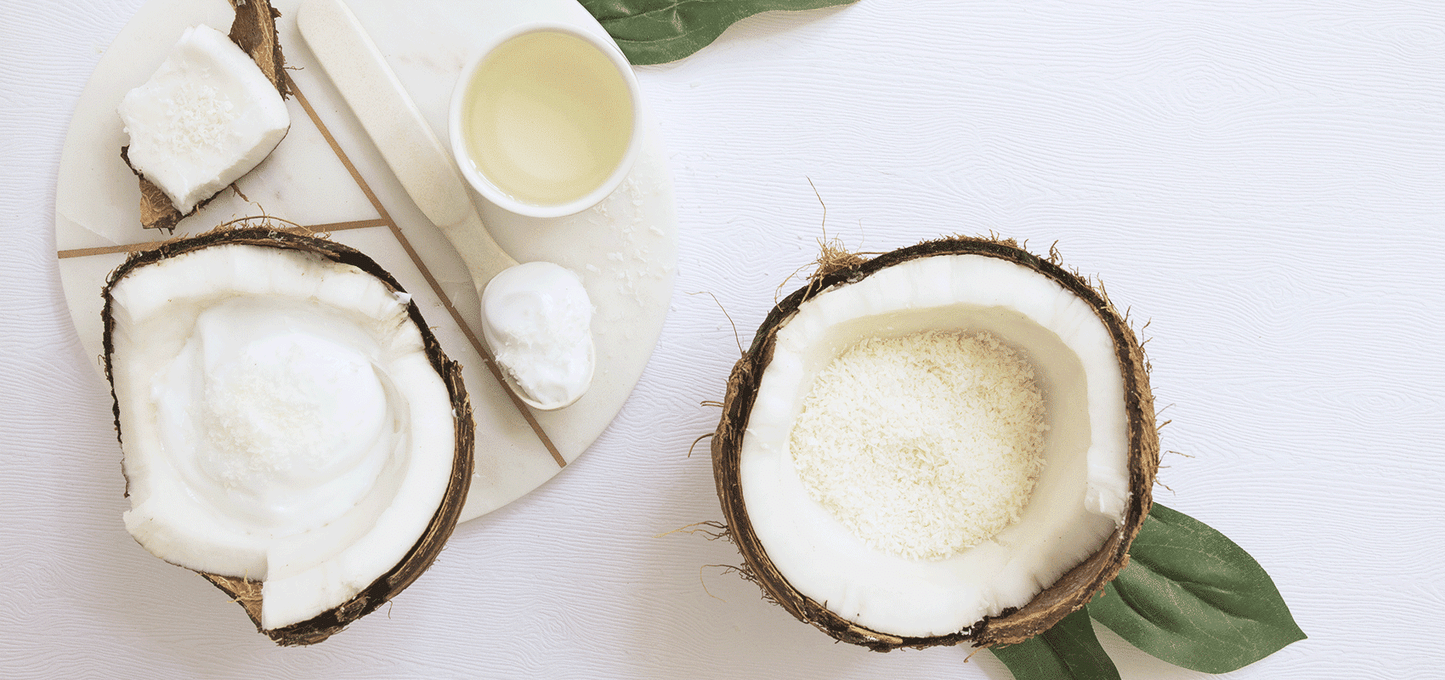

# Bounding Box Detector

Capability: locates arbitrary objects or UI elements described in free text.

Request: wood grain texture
[4,0,1444,677]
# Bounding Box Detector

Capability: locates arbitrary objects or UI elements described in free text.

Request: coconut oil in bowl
[450,24,641,218]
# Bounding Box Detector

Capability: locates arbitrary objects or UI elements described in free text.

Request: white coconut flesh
[118,24,290,214]
[739,253,1132,638]
[108,244,455,630]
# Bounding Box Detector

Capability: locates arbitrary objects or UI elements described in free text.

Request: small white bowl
[449,23,642,219]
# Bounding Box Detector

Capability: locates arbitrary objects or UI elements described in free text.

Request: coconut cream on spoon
[299,0,626,410]
[482,262,595,409]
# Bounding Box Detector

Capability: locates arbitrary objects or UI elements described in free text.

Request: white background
[3,0,1443,678]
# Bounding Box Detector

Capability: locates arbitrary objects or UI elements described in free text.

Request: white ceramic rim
[448,21,643,219]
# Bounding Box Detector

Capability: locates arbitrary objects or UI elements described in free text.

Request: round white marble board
[53,0,679,522]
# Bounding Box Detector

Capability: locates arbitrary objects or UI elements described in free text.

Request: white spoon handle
[297,0,516,292]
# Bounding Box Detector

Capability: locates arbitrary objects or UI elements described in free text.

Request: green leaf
[990,608,1121,680]
[579,0,858,65]
[1088,503,1306,673]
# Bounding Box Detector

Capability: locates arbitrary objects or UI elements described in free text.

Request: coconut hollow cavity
[103,226,474,646]
[711,236,1159,651]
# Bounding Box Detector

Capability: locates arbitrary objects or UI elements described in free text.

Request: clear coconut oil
[459,30,634,208]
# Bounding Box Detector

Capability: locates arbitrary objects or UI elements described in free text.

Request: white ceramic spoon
[297,0,593,410]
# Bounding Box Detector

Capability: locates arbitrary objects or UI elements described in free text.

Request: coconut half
[712,236,1158,650]
[102,227,473,645]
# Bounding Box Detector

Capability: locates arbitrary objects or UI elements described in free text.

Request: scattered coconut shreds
[789,331,1047,561]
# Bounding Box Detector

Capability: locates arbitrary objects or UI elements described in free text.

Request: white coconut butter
[481,261,595,409]
[151,297,393,531]
[111,244,454,630]
[117,24,289,213]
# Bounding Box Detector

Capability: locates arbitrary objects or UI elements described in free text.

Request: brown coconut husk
[125,0,290,232]
[228,0,289,97]
[711,235,1159,651]
[101,226,474,646]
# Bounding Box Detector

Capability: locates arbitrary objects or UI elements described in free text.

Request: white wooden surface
[2,0,1442,678]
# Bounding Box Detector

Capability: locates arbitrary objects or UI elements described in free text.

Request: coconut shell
[126,0,290,232]
[227,0,289,98]
[711,235,1159,651]
[101,226,475,646]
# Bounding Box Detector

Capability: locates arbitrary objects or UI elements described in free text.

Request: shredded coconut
[159,81,237,157]
[201,359,329,485]
[789,330,1048,561]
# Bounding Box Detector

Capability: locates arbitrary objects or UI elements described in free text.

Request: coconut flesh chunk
[106,236,460,634]
[736,250,1136,640]
[118,23,290,214]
